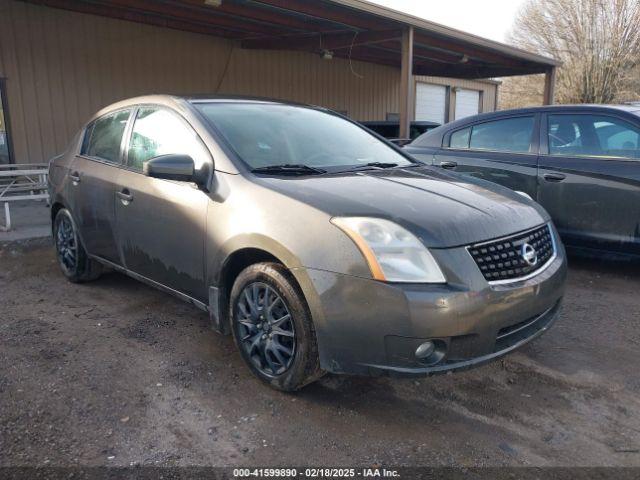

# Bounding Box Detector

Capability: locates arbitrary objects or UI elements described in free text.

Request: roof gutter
[331,0,561,67]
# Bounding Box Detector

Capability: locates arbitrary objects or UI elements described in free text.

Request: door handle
[68,172,81,184]
[543,173,566,182]
[117,189,134,204]
[440,161,458,169]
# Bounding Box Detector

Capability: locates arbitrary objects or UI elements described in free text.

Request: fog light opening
[415,341,435,359]
[415,339,447,365]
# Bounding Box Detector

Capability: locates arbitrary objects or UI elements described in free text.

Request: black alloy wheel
[55,211,78,276]
[235,282,296,376]
[53,208,102,283]
[230,263,323,391]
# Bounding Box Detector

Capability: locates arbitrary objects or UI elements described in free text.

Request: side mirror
[143,154,195,182]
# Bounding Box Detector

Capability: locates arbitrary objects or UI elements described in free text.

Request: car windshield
[194,102,415,171]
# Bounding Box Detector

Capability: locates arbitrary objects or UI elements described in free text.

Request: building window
[0,79,13,164]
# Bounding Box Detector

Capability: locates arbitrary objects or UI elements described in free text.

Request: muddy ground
[1,240,639,468]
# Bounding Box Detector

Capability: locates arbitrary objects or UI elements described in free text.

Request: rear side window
[449,127,471,148]
[469,117,534,153]
[127,107,210,171]
[84,109,131,163]
[548,114,640,159]
[81,123,94,155]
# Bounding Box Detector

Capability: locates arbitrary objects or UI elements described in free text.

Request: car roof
[89,94,333,123]
[185,94,315,107]
[493,104,640,115]
[361,120,440,127]
[406,103,640,148]
[450,104,640,126]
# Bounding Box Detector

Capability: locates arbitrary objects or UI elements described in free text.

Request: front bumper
[367,299,561,376]
[293,229,567,377]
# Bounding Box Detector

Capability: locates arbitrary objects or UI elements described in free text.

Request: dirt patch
[1,243,639,467]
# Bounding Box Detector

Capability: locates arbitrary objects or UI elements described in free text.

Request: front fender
[204,173,374,287]
[208,233,302,287]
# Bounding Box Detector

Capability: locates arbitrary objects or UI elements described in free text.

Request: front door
[114,106,212,301]
[433,115,540,197]
[538,112,640,254]
[71,108,132,264]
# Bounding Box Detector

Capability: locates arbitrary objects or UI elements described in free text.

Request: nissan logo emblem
[521,243,538,266]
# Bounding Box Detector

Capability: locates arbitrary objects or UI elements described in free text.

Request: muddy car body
[49,95,567,390]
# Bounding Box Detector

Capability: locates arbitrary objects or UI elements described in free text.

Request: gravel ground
[1,240,639,468]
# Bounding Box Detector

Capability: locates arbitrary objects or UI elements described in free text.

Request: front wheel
[53,208,102,283]
[230,263,323,391]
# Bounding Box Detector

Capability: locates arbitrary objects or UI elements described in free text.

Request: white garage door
[454,89,480,120]
[415,83,446,124]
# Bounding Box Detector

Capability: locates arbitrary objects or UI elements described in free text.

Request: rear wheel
[53,208,102,283]
[230,262,323,391]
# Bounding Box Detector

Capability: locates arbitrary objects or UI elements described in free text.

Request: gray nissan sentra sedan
[48,95,567,391]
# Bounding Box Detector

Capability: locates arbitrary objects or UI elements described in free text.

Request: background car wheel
[53,208,102,283]
[230,262,323,391]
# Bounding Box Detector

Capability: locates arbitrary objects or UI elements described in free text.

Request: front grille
[468,224,555,283]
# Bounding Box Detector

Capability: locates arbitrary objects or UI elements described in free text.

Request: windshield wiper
[251,164,327,175]
[337,162,422,173]
[362,162,399,169]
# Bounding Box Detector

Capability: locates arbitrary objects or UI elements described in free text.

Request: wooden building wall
[0,0,497,164]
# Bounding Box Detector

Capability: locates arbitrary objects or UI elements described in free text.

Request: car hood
[255,166,549,248]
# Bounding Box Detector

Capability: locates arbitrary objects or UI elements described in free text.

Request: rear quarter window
[84,109,131,163]
[80,123,94,155]
[410,129,443,148]
[449,127,471,149]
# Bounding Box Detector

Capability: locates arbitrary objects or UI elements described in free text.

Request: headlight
[331,217,446,283]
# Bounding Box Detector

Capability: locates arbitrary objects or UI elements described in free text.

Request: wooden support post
[543,66,556,105]
[399,26,414,140]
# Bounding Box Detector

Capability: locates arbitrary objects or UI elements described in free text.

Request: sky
[367,0,528,43]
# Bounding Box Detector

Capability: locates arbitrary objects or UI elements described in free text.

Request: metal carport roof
[23,0,558,79]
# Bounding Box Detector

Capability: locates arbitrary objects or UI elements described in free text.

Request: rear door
[433,114,540,197]
[538,111,640,254]
[114,106,211,301]
[71,108,132,264]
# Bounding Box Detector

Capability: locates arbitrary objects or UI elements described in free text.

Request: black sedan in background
[405,105,640,257]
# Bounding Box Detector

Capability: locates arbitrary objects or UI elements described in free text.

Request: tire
[230,262,323,391]
[53,208,102,283]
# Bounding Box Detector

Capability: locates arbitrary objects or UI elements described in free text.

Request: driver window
[548,114,640,159]
[127,107,211,171]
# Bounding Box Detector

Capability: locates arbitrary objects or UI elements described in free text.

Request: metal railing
[0,163,49,232]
